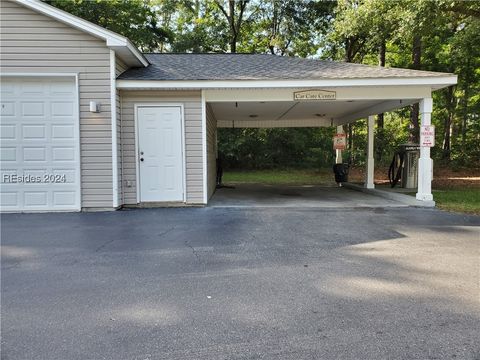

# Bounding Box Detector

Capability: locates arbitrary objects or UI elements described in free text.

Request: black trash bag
[333,163,349,183]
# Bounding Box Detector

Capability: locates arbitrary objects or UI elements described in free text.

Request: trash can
[333,163,349,184]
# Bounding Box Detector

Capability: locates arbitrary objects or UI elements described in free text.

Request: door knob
[140,158,144,162]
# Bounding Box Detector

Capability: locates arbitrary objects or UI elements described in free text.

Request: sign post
[420,125,435,147]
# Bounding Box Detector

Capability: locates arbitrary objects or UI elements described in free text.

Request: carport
[201,55,457,205]
[204,90,425,208]
[117,54,457,207]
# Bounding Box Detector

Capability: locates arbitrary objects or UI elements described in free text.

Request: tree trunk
[230,39,237,53]
[412,35,421,69]
[269,1,278,54]
[409,103,420,143]
[442,86,455,160]
[462,83,469,146]
[344,37,356,62]
[228,0,237,53]
[348,123,353,150]
[378,39,386,67]
[377,113,384,129]
[442,116,452,160]
[377,39,386,129]
[410,35,422,143]
[216,0,248,54]
[344,39,351,62]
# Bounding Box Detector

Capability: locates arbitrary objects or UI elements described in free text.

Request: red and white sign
[333,133,346,150]
[420,125,435,147]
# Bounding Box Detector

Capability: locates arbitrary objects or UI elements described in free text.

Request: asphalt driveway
[1,207,479,360]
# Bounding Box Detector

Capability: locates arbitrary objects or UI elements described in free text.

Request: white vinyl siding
[206,104,217,199]
[0,0,113,209]
[115,57,128,76]
[119,91,203,205]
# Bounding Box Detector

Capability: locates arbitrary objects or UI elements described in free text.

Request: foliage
[165,1,230,53]
[150,0,335,55]
[45,0,173,51]
[218,127,335,169]
[239,1,335,56]
[325,0,480,167]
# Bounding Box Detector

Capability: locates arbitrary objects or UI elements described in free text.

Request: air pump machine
[388,144,420,188]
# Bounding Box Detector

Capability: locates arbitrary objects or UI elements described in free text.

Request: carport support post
[416,98,434,201]
[336,125,344,164]
[365,115,375,189]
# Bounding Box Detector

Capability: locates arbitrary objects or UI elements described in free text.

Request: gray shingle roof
[118,53,453,81]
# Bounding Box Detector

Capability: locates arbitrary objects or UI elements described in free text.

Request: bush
[217,127,336,169]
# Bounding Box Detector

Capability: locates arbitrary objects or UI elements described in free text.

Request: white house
[0,0,457,212]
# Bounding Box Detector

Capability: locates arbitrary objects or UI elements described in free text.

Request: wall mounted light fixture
[89,101,100,113]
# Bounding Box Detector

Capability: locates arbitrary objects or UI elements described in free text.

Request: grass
[433,189,480,215]
[222,169,335,185]
[222,168,480,216]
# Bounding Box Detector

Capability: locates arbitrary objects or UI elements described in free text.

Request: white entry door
[137,106,184,202]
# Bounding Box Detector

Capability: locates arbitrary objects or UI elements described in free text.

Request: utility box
[400,144,420,189]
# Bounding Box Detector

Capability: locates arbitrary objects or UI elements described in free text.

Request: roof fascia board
[126,42,149,67]
[116,76,458,90]
[13,0,148,67]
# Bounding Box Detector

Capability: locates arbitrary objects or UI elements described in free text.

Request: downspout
[120,90,125,206]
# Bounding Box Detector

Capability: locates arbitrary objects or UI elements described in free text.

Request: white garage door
[0,77,80,212]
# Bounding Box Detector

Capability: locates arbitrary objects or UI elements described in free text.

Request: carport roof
[119,53,453,81]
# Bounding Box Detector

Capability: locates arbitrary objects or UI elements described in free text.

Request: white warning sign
[420,125,435,147]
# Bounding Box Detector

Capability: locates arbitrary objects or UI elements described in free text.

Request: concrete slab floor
[209,183,406,208]
[343,183,435,208]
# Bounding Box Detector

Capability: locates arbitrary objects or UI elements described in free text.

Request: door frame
[0,73,81,212]
[134,103,186,203]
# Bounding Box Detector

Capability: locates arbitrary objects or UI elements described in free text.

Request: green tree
[240,1,335,57]
[327,0,480,166]
[46,0,173,51]
[215,0,250,53]
[166,1,229,53]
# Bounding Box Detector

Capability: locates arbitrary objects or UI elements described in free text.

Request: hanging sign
[420,125,435,147]
[333,133,346,150]
[294,89,336,101]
